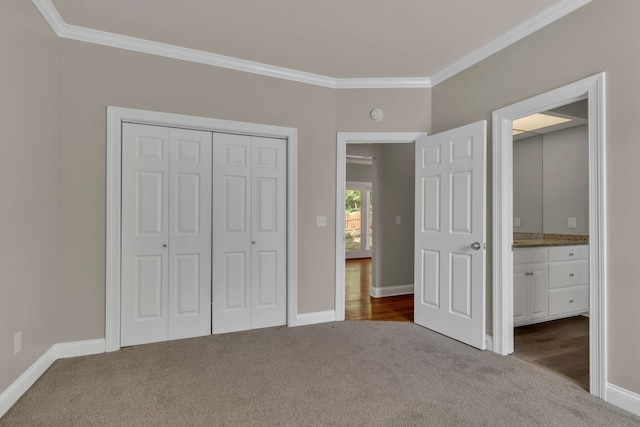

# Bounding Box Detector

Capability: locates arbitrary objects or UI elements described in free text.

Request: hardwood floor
[345,258,414,322]
[512,316,589,391]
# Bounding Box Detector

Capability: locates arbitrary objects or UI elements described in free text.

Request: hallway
[344,259,413,322]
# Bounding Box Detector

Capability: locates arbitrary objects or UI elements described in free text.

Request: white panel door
[212,134,252,333]
[122,124,212,347]
[251,137,287,329]
[168,128,212,339]
[212,134,287,333]
[414,121,486,350]
[122,123,170,346]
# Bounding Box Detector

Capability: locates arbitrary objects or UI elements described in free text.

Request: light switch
[568,217,577,229]
[514,217,521,228]
[317,216,327,227]
[395,216,401,225]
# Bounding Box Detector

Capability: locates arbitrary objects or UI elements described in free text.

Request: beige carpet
[1,321,638,426]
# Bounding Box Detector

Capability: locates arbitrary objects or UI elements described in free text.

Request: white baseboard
[607,383,640,416]
[370,284,414,298]
[0,346,57,417]
[485,335,494,352]
[55,339,106,359]
[291,310,336,327]
[0,338,105,418]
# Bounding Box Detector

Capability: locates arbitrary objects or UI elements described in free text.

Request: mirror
[513,100,589,236]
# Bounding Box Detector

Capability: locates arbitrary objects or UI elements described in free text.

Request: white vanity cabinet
[513,248,548,326]
[547,246,589,317]
[513,244,588,326]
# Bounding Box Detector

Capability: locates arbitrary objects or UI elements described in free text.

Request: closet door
[121,123,212,347]
[168,128,212,339]
[121,124,171,346]
[251,137,287,329]
[212,134,252,333]
[212,134,287,333]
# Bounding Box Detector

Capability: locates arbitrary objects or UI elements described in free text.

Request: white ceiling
[45,0,589,86]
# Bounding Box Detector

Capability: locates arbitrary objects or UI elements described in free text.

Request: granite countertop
[513,232,589,248]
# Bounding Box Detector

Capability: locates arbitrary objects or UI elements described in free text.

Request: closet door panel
[121,123,170,346]
[213,133,252,333]
[251,137,287,329]
[168,128,212,339]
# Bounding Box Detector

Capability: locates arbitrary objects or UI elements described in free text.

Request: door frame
[106,106,298,352]
[492,73,606,397]
[335,132,426,321]
[345,181,373,259]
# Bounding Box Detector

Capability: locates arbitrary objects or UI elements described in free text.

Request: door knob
[470,242,481,251]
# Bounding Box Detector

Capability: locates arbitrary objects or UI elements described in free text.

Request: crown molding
[430,0,592,86]
[33,0,590,90]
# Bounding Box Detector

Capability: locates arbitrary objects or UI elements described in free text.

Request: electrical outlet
[395,216,401,225]
[317,216,327,227]
[568,217,577,229]
[14,331,22,355]
[514,217,521,228]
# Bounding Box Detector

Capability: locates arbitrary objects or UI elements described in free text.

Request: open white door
[414,121,487,349]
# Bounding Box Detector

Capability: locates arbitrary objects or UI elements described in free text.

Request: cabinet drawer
[548,245,588,262]
[548,260,588,288]
[514,248,547,265]
[548,285,588,316]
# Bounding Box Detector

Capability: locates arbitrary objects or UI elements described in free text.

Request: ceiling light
[512,113,572,133]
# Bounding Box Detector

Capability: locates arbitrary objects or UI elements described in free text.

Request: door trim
[335,132,427,321]
[492,73,606,397]
[106,106,298,352]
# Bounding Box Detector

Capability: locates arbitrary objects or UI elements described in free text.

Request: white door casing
[121,124,212,346]
[212,133,287,334]
[492,73,606,398]
[414,121,487,350]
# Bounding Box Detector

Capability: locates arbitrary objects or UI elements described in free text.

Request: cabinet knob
[569,253,574,256]
[162,243,167,248]
[569,299,574,303]
[569,273,574,277]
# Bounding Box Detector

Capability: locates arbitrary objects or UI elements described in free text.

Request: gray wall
[432,0,640,395]
[375,144,415,288]
[514,125,589,235]
[543,125,589,235]
[346,163,374,183]
[0,1,59,392]
[513,135,543,233]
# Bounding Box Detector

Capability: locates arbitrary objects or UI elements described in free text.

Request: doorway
[492,74,606,397]
[508,101,590,390]
[335,133,426,322]
[345,181,373,260]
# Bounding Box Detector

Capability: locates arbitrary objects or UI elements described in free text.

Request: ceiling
[46,0,588,85]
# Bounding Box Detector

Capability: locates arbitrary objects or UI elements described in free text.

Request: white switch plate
[514,217,521,228]
[568,217,577,229]
[395,216,401,225]
[14,331,22,355]
[317,216,327,227]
